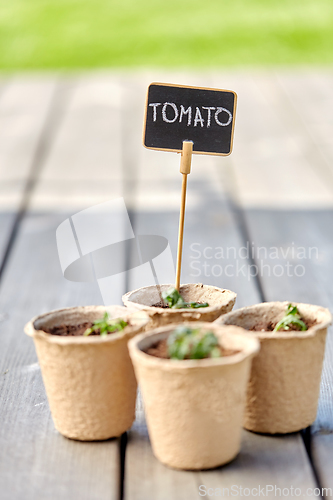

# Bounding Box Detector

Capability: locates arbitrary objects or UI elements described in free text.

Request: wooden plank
[31,73,123,212]
[0,76,57,264]
[31,74,126,306]
[0,75,126,500]
[126,395,319,500]
[124,73,318,499]
[210,71,333,209]
[312,433,333,498]
[276,71,333,190]
[198,431,319,499]
[0,363,120,500]
[241,208,333,496]
[125,393,200,500]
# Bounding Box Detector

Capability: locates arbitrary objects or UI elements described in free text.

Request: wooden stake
[175,141,193,291]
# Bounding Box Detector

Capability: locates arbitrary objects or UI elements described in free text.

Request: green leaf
[167,326,221,360]
[84,313,128,336]
[211,347,221,358]
[162,287,209,309]
[189,302,209,309]
[84,327,93,336]
[273,304,307,332]
[162,287,186,308]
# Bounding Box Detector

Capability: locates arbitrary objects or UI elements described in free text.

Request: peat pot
[216,302,332,434]
[122,283,237,329]
[24,306,149,441]
[128,322,260,470]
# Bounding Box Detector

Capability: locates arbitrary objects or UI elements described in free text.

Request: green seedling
[273,304,307,332]
[84,312,127,337]
[167,326,221,360]
[162,287,209,309]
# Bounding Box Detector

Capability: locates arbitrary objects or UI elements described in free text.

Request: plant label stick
[175,140,192,290]
[143,82,237,289]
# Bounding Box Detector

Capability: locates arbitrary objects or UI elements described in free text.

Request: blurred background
[0,0,333,69]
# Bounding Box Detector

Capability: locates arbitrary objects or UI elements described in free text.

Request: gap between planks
[0,78,71,282]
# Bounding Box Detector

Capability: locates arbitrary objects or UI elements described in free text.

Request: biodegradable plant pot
[128,322,260,470]
[122,283,237,329]
[24,305,149,441]
[216,302,332,434]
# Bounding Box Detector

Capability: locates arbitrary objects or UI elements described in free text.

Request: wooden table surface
[0,70,333,500]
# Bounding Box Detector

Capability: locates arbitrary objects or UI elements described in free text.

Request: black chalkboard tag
[143,82,237,156]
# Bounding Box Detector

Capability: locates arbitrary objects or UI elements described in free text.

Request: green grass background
[0,0,333,69]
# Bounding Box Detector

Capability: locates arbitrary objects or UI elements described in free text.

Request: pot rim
[216,301,332,340]
[128,322,260,369]
[122,283,237,314]
[24,305,149,345]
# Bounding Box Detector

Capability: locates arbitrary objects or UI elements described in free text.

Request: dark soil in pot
[42,321,131,337]
[151,301,208,309]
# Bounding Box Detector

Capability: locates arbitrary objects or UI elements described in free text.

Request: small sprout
[162,287,186,308]
[84,313,128,337]
[162,287,209,309]
[273,304,307,332]
[167,326,221,360]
